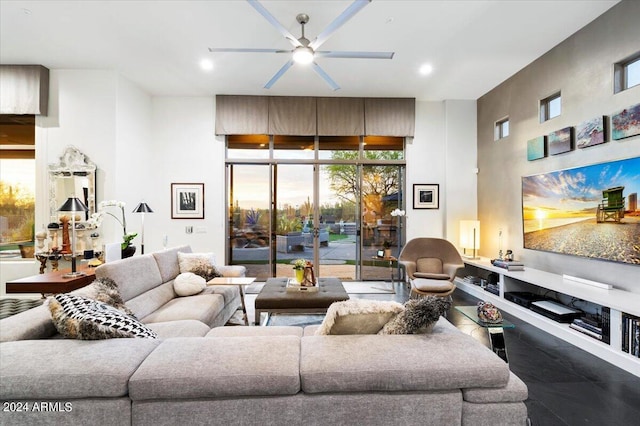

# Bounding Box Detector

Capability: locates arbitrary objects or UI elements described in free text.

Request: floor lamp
[58,197,89,278]
[133,202,154,254]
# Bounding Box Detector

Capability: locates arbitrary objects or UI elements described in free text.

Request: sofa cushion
[315,299,404,335]
[173,272,206,296]
[152,245,192,282]
[0,339,159,399]
[147,320,211,338]
[49,294,158,340]
[463,372,528,403]
[300,332,510,393]
[0,303,57,342]
[206,326,303,338]
[379,296,451,334]
[201,284,240,305]
[129,336,301,400]
[140,294,224,326]
[95,254,163,302]
[178,252,222,281]
[125,281,176,320]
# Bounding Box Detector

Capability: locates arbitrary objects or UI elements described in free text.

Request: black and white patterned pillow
[49,293,157,340]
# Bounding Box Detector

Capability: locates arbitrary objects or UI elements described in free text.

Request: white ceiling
[0,0,619,100]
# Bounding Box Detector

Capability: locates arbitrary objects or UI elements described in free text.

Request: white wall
[406,100,477,245]
[2,73,477,292]
[149,97,226,257]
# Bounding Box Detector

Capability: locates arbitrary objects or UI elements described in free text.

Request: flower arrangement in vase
[292,258,306,283]
[88,200,138,257]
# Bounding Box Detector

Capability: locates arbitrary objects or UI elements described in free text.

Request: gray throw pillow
[379,296,451,335]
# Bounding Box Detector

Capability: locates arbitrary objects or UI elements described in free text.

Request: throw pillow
[315,299,405,335]
[379,296,452,335]
[178,252,222,282]
[91,277,136,317]
[174,272,207,297]
[48,293,157,340]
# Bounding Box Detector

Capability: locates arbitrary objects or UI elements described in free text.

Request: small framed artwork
[527,136,546,161]
[413,184,439,209]
[548,127,573,155]
[171,183,204,219]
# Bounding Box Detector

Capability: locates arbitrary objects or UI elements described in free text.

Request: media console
[455,257,640,378]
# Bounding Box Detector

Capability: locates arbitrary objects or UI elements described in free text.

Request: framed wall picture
[413,184,439,209]
[171,183,204,219]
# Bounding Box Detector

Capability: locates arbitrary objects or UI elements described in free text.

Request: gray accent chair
[398,237,465,298]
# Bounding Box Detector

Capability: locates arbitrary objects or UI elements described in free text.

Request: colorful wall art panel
[576,116,607,148]
[612,103,640,140]
[527,136,546,161]
[548,127,573,155]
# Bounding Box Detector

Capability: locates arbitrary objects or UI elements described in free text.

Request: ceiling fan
[209,0,394,90]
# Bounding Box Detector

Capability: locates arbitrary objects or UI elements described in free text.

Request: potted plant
[293,258,306,283]
[383,240,392,258]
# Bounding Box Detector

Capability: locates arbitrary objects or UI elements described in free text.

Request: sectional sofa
[0,246,529,425]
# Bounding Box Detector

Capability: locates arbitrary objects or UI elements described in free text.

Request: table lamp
[460,220,480,259]
[58,197,89,277]
[133,202,154,254]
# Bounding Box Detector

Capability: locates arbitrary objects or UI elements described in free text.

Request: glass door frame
[225,135,406,281]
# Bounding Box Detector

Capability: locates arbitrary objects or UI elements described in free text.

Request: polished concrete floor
[245,281,640,425]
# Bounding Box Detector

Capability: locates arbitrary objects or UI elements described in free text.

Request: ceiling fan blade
[309,0,370,50]
[315,51,394,59]
[247,0,302,48]
[209,48,290,54]
[264,60,295,89]
[311,62,340,91]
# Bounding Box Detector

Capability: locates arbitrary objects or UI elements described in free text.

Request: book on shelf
[572,319,602,334]
[491,259,525,271]
[569,322,603,340]
[622,313,640,357]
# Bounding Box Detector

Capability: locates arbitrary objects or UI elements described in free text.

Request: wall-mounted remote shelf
[455,257,640,378]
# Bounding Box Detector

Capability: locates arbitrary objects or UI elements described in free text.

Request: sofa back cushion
[95,254,163,302]
[0,303,57,342]
[125,281,177,320]
[152,245,192,283]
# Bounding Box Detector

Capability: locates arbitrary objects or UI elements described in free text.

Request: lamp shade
[459,220,480,250]
[58,197,89,212]
[133,202,154,213]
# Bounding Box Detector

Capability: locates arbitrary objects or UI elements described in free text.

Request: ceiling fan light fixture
[293,46,314,65]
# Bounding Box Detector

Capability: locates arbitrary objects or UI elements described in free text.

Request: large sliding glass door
[226,135,404,281]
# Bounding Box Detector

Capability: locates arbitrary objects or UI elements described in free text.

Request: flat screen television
[522,156,640,265]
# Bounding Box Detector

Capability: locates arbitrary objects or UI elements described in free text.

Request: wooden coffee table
[254,277,349,326]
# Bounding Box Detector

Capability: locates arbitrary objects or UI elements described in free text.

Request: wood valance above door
[215,95,415,137]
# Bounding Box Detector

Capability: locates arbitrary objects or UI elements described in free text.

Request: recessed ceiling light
[419,63,433,76]
[200,59,214,71]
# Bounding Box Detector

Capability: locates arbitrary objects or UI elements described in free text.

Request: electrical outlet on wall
[185,226,193,234]
[195,226,207,233]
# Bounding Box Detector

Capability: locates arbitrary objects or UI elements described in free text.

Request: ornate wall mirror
[48,146,96,221]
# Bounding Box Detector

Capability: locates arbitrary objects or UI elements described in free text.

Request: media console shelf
[455,257,640,378]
